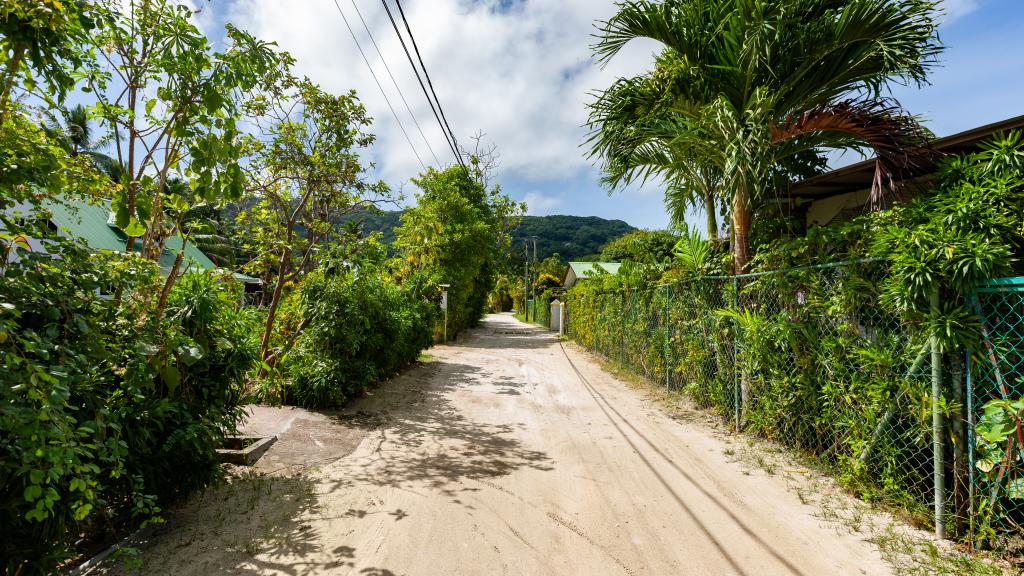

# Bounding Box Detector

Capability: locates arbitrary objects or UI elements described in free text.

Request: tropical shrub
[0,204,257,572]
[285,262,435,409]
[114,271,258,504]
[564,133,1024,541]
[394,165,523,338]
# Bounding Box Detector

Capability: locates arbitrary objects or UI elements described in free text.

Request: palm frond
[771,98,935,206]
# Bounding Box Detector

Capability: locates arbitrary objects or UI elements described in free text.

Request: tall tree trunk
[0,44,25,124]
[731,187,751,273]
[257,242,292,375]
[732,184,752,427]
[704,190,718,242]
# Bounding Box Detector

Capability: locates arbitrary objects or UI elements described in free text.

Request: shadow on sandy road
[320,344,554,499]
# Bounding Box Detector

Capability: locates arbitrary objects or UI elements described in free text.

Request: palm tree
[590,0,941,272]
[47,104,123,183]
[588,53,724,241]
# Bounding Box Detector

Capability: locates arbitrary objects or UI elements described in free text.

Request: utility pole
[523,241,529,321]
[532,238,537,323]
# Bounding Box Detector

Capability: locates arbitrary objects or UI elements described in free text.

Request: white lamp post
[439,284,450,343]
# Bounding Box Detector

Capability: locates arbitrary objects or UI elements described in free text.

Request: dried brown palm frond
[771,98,937,207]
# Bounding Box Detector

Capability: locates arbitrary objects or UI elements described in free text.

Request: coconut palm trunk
[704,189,718,242]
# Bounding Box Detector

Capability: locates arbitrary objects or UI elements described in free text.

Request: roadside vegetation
[573,0,1024,561]
[0,1,519,572]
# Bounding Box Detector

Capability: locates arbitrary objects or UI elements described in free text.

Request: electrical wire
[348,0,441,167]
[379,0,465,167]
[393,0,463,165]
[330,0,427,172]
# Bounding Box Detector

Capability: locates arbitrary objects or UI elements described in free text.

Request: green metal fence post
[931,286,946,539]
[620,292,625,365]
[966,315,976,547]
[664,284,671,389]
[733,276,740,433]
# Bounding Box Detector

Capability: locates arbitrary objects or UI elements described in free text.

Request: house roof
[564,261,621,283]
[45,195,217,275]
[787,114,1024,200]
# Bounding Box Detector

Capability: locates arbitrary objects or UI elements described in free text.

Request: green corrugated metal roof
[568,261,621,278]
[44,195,217,275]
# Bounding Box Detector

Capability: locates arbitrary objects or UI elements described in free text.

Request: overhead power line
[379,0,465,168]
[393,0,463,164]
[330,0,427,172]
[348,0,441,167]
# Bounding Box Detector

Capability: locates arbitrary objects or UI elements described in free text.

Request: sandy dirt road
[96,313,892,576]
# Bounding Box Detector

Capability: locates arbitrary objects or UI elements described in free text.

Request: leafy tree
[0,0,100,121]
[599,229,679,265]
[82,0,286,260]
[395,165,523,337]
[590,0,941,271]
[236,78,390,374]
[535,252,565,281]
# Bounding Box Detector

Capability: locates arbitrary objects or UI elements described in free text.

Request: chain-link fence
[525,294,552,328]
[969,277,1024,542]
[564,260,1004,542]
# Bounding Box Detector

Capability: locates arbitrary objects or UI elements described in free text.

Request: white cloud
[227,0,660,191]
[522,191,563,215]
[940,0,979,24]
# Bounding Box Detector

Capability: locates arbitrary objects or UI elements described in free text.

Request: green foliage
[589,0,942,270]
[535,252,565,280]
[874,132,1024,327]
[0,0,100,113]
[512,215,635,262]
[0,225,130,571]
[83,0,289,242]
[395,165,523,337]
[599,229,678,265]
[0,200,256,572]
[285,259,435,408]
[336,212,637,264]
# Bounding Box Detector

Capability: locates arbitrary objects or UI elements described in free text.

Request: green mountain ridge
[341,210,636,262]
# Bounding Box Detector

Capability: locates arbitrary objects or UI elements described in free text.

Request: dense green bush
[393,165,523,338]
[565,134,1024,541]
[285,263,435,408]
[114,271,258,504]
[0,209,257,573]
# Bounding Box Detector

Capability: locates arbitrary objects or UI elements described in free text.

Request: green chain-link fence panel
[969,277,1024,541]
[564,260,983,539]
[525,295,553,328]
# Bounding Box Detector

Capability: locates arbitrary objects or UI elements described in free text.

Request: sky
[196,0,1024,230]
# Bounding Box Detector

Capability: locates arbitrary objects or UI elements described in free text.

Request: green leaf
[74,503,93,521]
[135,341,160,356]
[1007,478,1024,500]
[177,344,204,366]
[123,217,146,237]
[145,98,157,115]
[160,364,181,392]
[23,484,42,503]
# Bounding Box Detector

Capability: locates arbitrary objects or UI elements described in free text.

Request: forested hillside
[344,210,635,261]
[511,215,635,261]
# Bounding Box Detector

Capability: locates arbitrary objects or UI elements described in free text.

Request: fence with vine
[564,260,1024,544]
